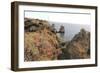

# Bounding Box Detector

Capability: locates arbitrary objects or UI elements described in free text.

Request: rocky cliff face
[24,18,62,61]
[24,18,90,61]
[62,29,90,59]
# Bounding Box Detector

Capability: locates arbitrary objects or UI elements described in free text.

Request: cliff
[24,18,62,61]
[24,18,90,61]
[61,29,90,59]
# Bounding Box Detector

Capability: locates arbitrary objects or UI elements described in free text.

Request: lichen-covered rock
[24,18,62,61]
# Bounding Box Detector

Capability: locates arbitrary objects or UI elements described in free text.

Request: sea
[49,22,90,41]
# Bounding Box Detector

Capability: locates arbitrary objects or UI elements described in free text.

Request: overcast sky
[25,11,91,25]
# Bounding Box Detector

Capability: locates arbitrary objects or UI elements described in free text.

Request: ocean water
[49,22,90,41]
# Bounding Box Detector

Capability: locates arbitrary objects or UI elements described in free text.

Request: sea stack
[59,25,65,33]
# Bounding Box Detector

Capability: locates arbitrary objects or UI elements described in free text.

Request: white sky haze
[25,11,91,25]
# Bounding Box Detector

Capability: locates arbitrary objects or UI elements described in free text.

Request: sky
[25,11,91,25]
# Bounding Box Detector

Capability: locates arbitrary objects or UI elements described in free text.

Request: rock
[24,18,62,61]
[24,18,90,60]
[63,28,90,59]
[50,24,57,33]
[59,25,65,33]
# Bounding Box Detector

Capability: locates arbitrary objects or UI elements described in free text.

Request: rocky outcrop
[24,18,62,61]
[24,18,90,61]
[62,29,90,59]
[59,25,65,33]
[24,18,51,32]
